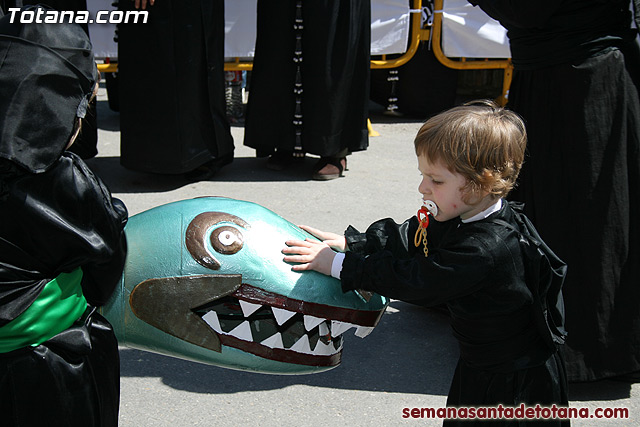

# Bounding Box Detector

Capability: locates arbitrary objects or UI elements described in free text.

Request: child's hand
[283,239,336,276]
[298,225,347,252]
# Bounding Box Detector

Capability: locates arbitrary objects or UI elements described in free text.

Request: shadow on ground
[119,297,635,402]
[119,301,458,397]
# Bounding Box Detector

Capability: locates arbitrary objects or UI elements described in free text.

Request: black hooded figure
[0,0,99,159]
[0,6,127,426]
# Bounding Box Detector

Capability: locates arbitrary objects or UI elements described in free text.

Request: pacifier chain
[414,200,437,257]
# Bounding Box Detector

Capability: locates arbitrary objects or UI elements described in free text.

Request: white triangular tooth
[303,315,325,331]
[289,335,313,354]
[261,332,284,349]
[228,321,253,341]
[318,322,330,337]
[354,326,374,338]
[239,300,262,317]
[331,320,356,337]
[272,307,297,326]
[202,311,222,333]
[313,340,336,356]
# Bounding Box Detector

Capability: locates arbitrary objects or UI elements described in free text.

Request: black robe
[0,155,128,324]
[243,0,370,157]
[0,9,126,425]
[340,202,568,423]
[0,154,127,426]
[0,1,99,159]
[117,0,234,174]
[470,0,640,382]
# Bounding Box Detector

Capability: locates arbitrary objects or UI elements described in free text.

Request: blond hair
[414,100,526,203]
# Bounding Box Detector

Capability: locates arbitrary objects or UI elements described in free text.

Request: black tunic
[0,154,128,323]
[0,154,127,427]
[243,0,370,157]
[117,0,234,174]
[470,0,640,382]
[0,10,127,425]
[340,202,569,422]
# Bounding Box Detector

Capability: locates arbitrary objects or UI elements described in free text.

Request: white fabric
[370,0,411,55]
[442,0,510,58]
[87,0,510,62]
[331,252,345,280]
[224,0,411,57]
[460,199,503,224]
[87,0,412,59]
[224,0,257,58]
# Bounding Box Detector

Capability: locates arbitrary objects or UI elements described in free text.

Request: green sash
[0,268,87,353]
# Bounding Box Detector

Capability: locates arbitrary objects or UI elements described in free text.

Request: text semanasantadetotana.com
[7,7,148,25]
[402,404,630,420]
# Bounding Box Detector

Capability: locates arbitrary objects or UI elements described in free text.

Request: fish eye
[210,226,243,254]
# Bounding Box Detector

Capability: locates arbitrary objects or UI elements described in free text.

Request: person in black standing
[469,0,640,382]
[117,0,234,181]
[243,0,370,180]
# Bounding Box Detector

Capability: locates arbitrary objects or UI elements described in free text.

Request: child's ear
[482,169,494,180]
[480,170,495,198]
[464,171,493,204]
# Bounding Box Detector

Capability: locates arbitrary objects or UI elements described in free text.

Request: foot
[184,154,233,182]
[312,157,347,181]
[266,151,294,171]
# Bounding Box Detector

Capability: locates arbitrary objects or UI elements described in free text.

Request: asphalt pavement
[88,86,639,426]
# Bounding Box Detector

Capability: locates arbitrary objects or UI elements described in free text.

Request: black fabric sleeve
[65,156,128,306]
[345,217,419,258]
[0,153,128,320]
[13,154,127,307]
[341,219,496,306]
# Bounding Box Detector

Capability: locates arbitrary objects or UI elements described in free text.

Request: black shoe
[184,154,233,182]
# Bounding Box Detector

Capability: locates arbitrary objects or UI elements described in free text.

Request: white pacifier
[423,200,438,217]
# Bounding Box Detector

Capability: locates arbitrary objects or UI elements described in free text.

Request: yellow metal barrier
[369,0,513,104]
[430,0,513,105]
[96,62,117,73]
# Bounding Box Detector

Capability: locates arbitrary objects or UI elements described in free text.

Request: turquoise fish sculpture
[100,197,388,374]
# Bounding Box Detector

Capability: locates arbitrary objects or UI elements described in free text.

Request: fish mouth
[194,284,384,367]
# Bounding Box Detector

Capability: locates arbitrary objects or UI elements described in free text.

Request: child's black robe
[341,202,569,425]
